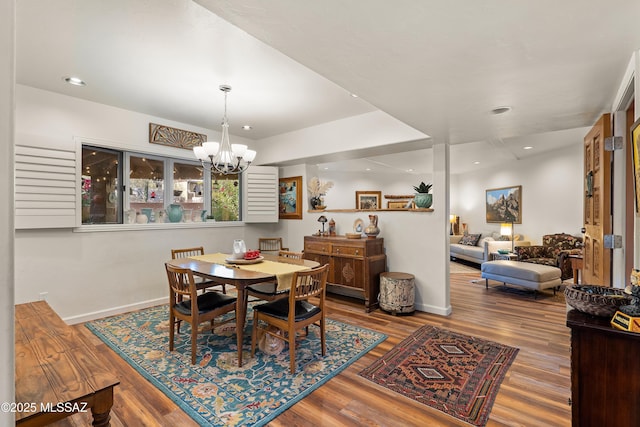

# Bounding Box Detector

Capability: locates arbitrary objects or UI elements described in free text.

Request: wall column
[1,0,16,422]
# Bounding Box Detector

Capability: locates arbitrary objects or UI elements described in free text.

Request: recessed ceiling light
[491,106,511,115]
[523,146,533,150]
[350,93,359,98]
[323,167,329,170]
[63,76,86,86]
[406,168,414,172]
[473,161,481,165]
[242,125,252,130]
[365,168,371,171]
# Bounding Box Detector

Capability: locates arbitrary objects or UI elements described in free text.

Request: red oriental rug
[359,325,519,426]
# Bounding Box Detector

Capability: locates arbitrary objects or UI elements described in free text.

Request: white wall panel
[243,166,278,223]
[14,137,77,229]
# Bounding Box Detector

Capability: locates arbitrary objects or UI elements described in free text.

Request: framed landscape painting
[356,191,382,210]
[486,185,522,223]
[278,176,302,219]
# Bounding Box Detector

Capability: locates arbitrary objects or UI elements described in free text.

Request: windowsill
[73,221,244,233]
[308,208,434,213]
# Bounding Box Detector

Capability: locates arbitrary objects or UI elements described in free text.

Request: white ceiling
[15,0,640,175]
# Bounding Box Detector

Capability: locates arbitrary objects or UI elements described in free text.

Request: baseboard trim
[415,302,452,316]
[63,297,167,325]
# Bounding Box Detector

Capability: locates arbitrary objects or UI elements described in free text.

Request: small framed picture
[387,200,412,209]
[356,191,382,210]
[278,176,302,220]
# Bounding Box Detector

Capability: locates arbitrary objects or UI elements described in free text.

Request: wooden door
[583,114,612,286]
[625,102,635,283]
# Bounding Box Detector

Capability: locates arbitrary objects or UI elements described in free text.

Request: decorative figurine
[611,269,640,332]
[622,270,640,316]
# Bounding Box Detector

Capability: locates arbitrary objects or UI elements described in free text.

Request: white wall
[250,146,452,316]
[16,85,454,322]
[316,170,433,211]
[16,84,254,153]
[14,85,256,322]
[257,110,429,165]
[451,143,584,243]
[1,0,15,421]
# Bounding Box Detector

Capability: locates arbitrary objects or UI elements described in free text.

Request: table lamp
[318,215,328,235]
[500,222,514,252]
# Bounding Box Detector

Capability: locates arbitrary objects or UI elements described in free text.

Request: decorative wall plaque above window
[149,123,207,150]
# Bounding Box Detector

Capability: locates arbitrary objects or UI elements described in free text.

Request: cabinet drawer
[305,242,331,253]
[332,245,364,257]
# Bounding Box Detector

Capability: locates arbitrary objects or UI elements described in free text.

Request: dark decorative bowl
[565,285,631,317]
[173,190,183,197]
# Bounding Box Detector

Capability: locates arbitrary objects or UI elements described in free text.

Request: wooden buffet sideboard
[566,309,640,426]
[304,235,386,312]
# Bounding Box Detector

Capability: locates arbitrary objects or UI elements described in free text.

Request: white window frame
[13,135,277,230]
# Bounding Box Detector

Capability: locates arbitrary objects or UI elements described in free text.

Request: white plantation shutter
[15,135,77,229]
[242,166,278,223]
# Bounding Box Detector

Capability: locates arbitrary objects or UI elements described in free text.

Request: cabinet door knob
[355,250,359,255]
[336,248,340,253]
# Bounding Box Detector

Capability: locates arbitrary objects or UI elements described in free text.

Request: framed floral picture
[356,191,382,210]
[278,176,302,219]
[486,185,522,223]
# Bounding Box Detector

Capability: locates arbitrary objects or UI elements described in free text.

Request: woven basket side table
[379,272,415,315]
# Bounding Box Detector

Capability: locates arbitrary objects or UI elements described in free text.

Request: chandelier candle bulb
[232,144,247,157]
[244,149,257,162]
[193,146,207,160]
[202,142,219,157]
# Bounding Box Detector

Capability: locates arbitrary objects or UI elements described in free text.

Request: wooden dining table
[166,253,319,366]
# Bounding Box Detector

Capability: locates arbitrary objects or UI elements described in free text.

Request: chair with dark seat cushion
[514,233,583,281]
[258,237,289,254]
[251,264,329,374]
[171,246,229,334]
[165,263,237,365]
[171,247,227,293]
[245,250,304,303]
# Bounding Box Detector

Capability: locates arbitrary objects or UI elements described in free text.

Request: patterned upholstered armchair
[513,233,583,281]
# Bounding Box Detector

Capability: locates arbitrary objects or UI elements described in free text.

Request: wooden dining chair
[165,263,237,365]
[258,237,289,254]
[245,250,304,304]
[251,264,329,374]
[171,247,227,294]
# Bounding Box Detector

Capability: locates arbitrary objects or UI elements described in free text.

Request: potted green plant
[413,181,433,208]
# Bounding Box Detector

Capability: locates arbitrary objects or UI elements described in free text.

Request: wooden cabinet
[304,235,386,312]
[567,309,640,426]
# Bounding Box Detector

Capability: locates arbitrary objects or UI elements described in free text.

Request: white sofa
[449,233,531,265]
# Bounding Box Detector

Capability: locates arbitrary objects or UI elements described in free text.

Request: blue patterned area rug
[86,303,385,426]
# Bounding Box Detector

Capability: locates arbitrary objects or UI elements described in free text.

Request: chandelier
[193,85,256,175]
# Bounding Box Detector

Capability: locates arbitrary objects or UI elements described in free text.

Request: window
[80,145,242,225]
[211,172,240,221]
[81,146,123,224]
[128,154,165,223]
[173,162,205,222]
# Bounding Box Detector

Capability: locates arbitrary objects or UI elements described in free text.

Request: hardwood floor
[51,271,571,426]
